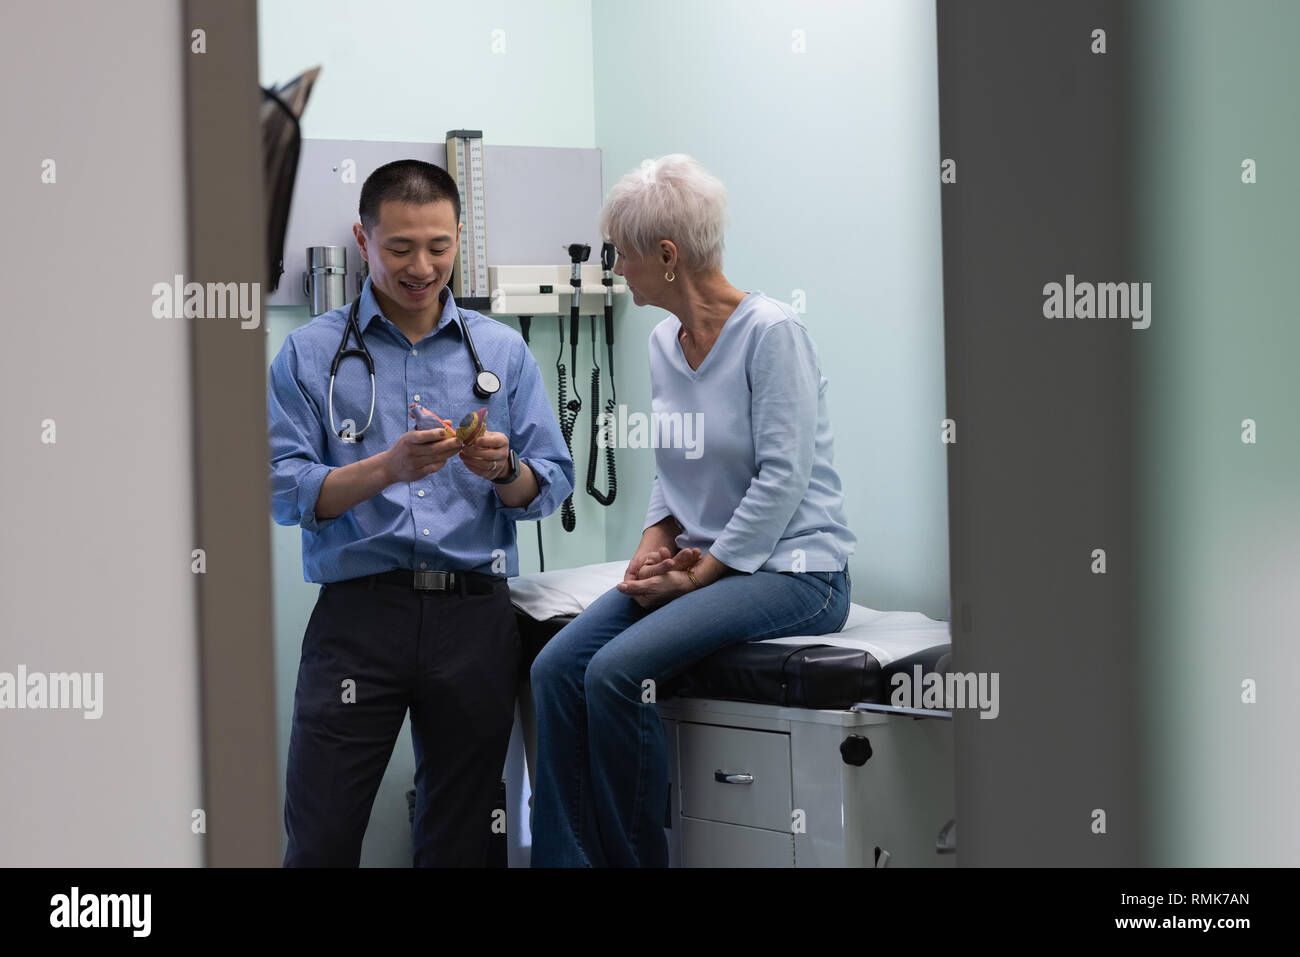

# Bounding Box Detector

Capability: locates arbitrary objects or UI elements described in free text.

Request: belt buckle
[413,570,450,592]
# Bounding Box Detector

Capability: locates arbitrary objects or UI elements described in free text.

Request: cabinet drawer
[680,816,795,867]
[678,722,792,831]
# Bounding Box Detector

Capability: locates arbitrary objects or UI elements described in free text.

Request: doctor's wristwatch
[492,449,521,485]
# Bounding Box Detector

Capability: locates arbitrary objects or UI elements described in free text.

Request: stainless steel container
[303,245,348,316]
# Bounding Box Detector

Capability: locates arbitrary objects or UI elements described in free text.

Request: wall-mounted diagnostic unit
[491,251,627,544]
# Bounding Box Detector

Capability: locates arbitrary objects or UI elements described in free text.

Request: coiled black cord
[556,316,581,531]
[586,315,617,506]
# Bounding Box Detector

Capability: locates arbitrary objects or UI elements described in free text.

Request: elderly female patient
[529,154,857,867]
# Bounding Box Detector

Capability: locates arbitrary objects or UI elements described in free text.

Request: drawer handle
[714,770,754,785]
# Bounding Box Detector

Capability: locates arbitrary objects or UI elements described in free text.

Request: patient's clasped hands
[616,546,703,609]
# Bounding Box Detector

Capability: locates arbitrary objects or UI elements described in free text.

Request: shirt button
[417,490,425,498]
[411,349,418,356]
[422,528,430,536]
[413,393,420,401]
[419,562,427,570]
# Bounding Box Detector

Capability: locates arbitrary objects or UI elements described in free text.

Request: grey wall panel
[184,0,280,867]
[267,141,604,306]
[936,0,1143,865]
[0,0,202,866]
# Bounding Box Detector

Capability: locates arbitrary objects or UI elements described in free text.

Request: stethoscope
[329,295,501,443]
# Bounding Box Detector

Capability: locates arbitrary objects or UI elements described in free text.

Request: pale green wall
[1135,0,1300,865]
[259,0,595,147]
[259,0,1300,870]
[591,0,951,619]
[260,0,948,865]
[259,0,600,866]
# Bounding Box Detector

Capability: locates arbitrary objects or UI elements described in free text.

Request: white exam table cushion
[508,563,948,667]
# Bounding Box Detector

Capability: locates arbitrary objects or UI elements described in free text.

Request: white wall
[0,0,202,866]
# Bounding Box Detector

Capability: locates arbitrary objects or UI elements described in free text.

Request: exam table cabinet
[510,567,956,869]
[658,698,954,868]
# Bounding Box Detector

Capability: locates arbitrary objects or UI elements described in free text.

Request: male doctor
[268,159,574,867]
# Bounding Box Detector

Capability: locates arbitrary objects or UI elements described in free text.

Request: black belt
[340,569,505,595]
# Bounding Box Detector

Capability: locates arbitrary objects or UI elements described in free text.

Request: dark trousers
[283,575,520,867]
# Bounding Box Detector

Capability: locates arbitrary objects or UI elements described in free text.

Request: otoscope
[567,242,589,378]
[600,241,617,390]
[556,242,590,532]
[585,242,617,507]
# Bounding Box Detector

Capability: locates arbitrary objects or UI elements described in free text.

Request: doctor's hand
[383,427,463,483]
[458,430,511,481]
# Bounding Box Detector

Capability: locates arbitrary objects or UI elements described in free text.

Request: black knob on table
[840,734,873,766]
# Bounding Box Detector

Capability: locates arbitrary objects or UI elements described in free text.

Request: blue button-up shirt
[268,279,574,583]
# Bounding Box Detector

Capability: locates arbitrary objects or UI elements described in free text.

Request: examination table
[507,562,956,867]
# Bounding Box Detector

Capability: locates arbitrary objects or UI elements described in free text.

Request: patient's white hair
[600,154,727,273]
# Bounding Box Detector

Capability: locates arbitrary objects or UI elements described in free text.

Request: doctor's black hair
[359,159,461,233]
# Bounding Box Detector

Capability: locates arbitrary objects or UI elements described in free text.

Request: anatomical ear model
[409,404,489,446]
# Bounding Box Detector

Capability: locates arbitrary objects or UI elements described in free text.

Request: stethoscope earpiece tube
[328,299,377,441]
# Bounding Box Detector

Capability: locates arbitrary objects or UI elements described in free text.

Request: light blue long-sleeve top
[643,292,856,574]
[268,278,574,583]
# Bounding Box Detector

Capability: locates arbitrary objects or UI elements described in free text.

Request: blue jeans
[529,568,851,867]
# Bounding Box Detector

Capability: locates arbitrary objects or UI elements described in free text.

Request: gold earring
[665,270,675,282]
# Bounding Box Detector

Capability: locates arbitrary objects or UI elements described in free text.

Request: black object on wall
[260,67,319,292]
